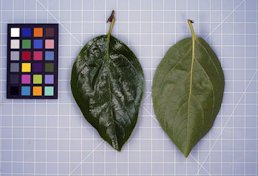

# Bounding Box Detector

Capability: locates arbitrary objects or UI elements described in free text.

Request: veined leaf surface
[71,11,144,151]
[152,20,224,157]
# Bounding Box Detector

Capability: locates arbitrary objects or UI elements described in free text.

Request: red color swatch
[22,51,31,61]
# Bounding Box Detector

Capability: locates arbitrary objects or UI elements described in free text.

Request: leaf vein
[157,45,192,97]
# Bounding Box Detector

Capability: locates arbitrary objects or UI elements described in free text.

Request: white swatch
[11,28,20,37]
[11,40,20,49]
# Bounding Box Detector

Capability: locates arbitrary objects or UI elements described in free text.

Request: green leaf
[152,20,224,157]
[71,11,144,151]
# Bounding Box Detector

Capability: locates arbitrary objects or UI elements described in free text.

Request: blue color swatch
[22,28,31,37]
[45,51,54,60]
[21,86,30,96]
[33,39,43,49]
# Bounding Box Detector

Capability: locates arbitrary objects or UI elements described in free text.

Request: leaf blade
[152,35,224,157]
[71,35,144,151]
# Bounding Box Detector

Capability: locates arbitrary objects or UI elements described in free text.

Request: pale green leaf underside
[152,37,224,157]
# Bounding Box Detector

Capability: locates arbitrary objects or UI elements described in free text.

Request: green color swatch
[22,40,31,49]
[45,63,54,72]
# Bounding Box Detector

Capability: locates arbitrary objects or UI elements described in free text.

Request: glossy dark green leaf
[71,11,144,151]
[152,20,224,157]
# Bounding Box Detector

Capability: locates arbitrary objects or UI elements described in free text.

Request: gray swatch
[11,51,19,61]
[10,63,19,72]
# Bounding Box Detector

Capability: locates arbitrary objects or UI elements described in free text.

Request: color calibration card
[7,24,58,99]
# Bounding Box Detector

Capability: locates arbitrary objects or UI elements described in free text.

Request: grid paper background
[0,0,257,175]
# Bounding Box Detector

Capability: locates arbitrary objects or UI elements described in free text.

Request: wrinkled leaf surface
[71,35,144,151]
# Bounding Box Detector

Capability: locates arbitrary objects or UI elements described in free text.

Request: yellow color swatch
[22,63,31,72]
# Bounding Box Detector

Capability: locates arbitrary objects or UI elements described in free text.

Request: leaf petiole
[107,10,115,35]
[187,19,196,41]
[106,10,115,61]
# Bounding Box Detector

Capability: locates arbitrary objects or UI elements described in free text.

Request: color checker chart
[7,24,58,99]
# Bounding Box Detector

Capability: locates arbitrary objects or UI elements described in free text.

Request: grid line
[0,0,257,176]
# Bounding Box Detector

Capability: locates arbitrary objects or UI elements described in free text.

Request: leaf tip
[176,143,192,158]
[111,137,121,151]
[181,144,192,157]
[183,151,190,158]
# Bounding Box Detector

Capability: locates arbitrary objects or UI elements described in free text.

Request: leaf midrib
[105,35,119,150]
[185,33,196,151]
[185,38,219,152]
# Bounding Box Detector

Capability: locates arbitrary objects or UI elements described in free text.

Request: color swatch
[7,24,58,99]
